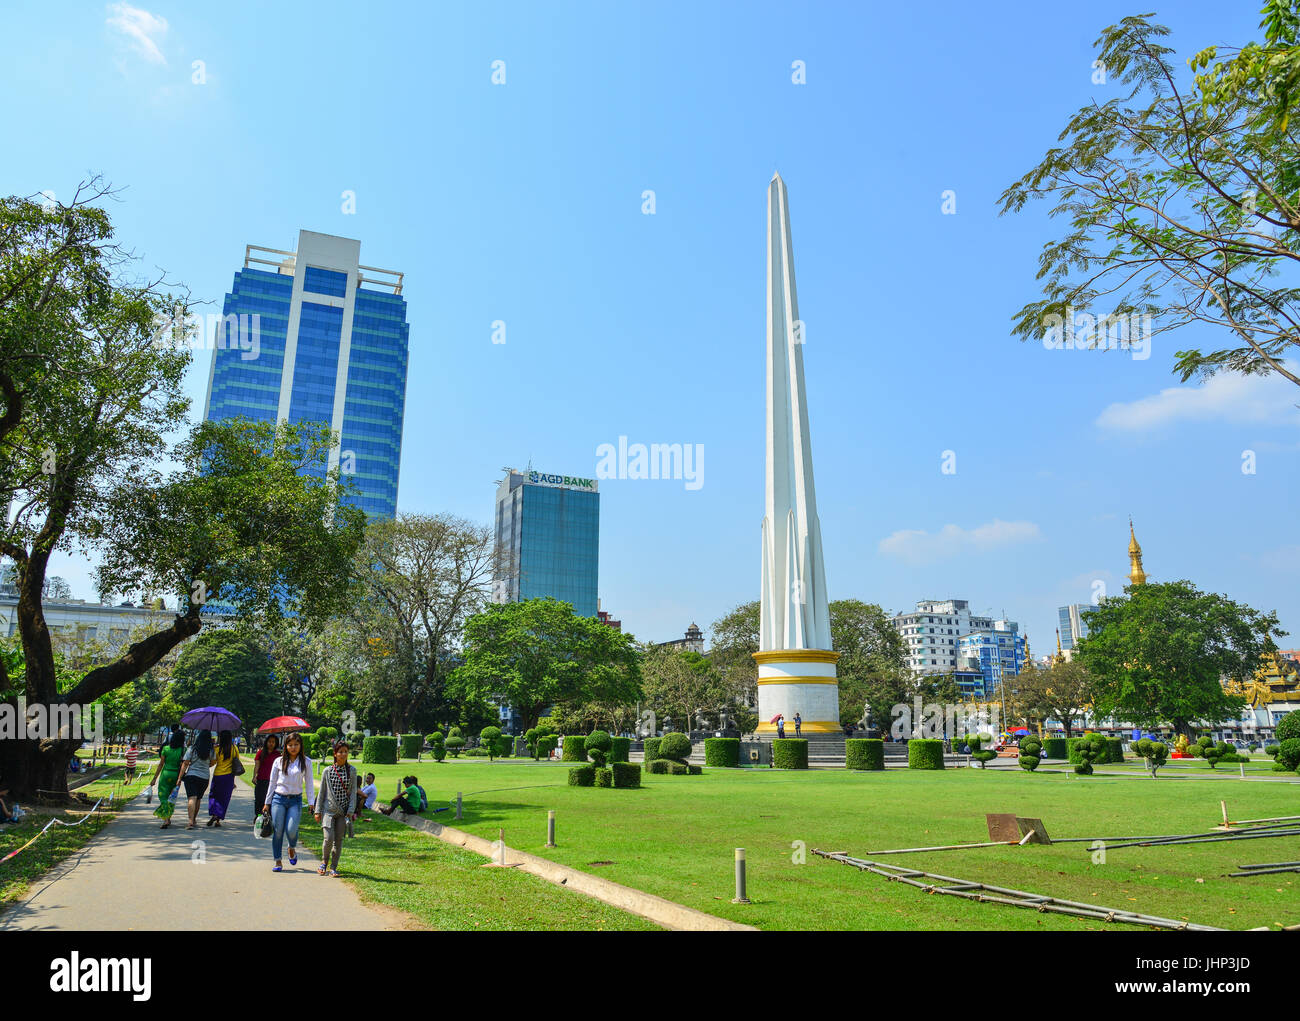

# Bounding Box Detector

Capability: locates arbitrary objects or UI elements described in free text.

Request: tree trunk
[0,733,79,802]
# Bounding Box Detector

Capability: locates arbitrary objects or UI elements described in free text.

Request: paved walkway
[1,781,406,930]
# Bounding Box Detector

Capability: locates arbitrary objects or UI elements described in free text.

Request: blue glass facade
[1058,604,1089,650]
[495,473,599,618]
[204,234,409,520]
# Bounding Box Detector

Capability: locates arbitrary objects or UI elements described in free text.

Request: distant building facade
[1057,604,1091,650]
[657,623,705,654]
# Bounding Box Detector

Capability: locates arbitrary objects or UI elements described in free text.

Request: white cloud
[877,519,1042,564]
[106,3,168,65]
[1096,369,1300,430]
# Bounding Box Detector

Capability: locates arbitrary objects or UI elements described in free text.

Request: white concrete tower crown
[755,173,839,735]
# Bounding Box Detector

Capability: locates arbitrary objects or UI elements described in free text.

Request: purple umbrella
[180,706,242,733]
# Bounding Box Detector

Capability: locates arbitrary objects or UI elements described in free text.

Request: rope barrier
[0,797,105,864]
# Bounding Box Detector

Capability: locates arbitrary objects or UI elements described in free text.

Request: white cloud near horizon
[1096,368,1300,431]
[106,3,168,65]
[878,519,1042,564]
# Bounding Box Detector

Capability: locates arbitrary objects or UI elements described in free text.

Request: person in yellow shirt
[205,730,242,828]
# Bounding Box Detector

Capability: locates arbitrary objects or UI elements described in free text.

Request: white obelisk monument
[755,172,839,734]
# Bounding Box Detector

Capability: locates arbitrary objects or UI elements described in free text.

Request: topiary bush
[585,730,613,768]
[845,738,885,771]
[611,762,641,788]
[1275,737,1300,772]
[525,725,556,760]
[643,737,662,762]
[1134,737,1168,778]
[445,734,465,758]
[1106,737,1125,763]
[361,735,398,765]
[1073,733,1107,775]
[538,734,558,759]
[495,733,514,758]
[965,733,997,769]
[772,738,808,769]
[704,738,740,767]
[645,758,669,774]
[668,762,689,775]
[908,739,945,770]
[688,764,702,775]
[1018,736,1042,772]
[1041,738,1068,760]
[568,765,595,787]
[1276,712,1300,743]
[658,732,692,763]
[561,735,587,762]
[400,734,423,759]
[430,743,447,762]
[609,736,631,763]
[594,767,613,788]
[479,726,502,762]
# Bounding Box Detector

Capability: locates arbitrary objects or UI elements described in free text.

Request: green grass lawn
[351,756,1300,931]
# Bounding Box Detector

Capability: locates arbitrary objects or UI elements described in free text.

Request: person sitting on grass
[379,776,421,816]
[357,773,378,818]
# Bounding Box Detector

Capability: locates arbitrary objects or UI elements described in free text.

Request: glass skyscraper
[494,470,599,617]
[1058,604,1090,650]
[203,229,409,518]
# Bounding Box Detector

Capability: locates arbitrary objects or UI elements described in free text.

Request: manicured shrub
[399,734,423,759]
[704,737,740,767]
[773,738,808,769]
[609,737,631,763]
[1073,733,1107,775]
[688,764,702,775]
[1041,738,1068,760]
[361,735,398,765]
[445,735,465,757]
[479,726,503,762]
[464,747,490,757]
[525,725,556,760]
[561,735,587,762]
[1069,734,1121,765]
[658,733,692,763]
[430,743,447,762]
[643,737,662,762]
[907,739,945,770]
[1275,738,1300,772]
[668,762,689,775]
[845,739,885,771]
[1018,737,1042,772]
[1276,712,1300,743]
[1134,738,1168,777]
[343,732,364,753]
[611,762,641,788]
[567,765,595,787]
[495,734,513,758]
[585,730,613,768]
[965,733,997,769]
[1106,738,1124,763]
[538,734,558,758]
[302,733,320,759]
[316,727,338,750]
[594,767,613,788]
[425,732,445,753]
[645,759,669,774]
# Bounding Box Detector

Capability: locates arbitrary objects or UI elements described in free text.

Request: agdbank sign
[526,470,598,492]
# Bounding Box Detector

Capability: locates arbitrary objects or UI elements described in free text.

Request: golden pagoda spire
[1127,517,1147,587]
[1054,628,1065,665]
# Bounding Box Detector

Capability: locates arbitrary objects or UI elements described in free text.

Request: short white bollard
[545,809,556,848]
[732,847,751,904]
[456,792,462,821]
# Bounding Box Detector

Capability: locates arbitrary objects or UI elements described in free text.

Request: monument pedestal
[753,649,840,734]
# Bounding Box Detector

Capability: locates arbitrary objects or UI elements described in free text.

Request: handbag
[259,810,273,838]
[231,753,245,777]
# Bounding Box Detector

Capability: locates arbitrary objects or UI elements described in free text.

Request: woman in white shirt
[263,732,314,872]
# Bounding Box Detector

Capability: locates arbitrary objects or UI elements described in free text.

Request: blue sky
[5,1,1297,653]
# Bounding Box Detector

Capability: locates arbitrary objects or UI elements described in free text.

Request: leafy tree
[0,187,365,798]
[1011,658,1098,737]
[639,646,729,732]
[1000,7,1300,391]
[1077,580,1280,739]
[450,597,641,734]
[1134,737,1169,778]
[170,630,281,744]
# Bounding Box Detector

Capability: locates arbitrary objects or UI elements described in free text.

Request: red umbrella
[769,714,784,724]
[258,715,309,734]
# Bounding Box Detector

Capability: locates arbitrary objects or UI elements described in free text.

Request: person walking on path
[264,732,313,872]
[124,741,139,784]
[150,730,186,828]
[252,734,280,820]
[776,715,786,739]
[794,712,802,737]
[177,730,214,830]
[206,730,242,828]
[314,740,357,877]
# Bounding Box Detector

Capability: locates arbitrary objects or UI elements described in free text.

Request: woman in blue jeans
[261,732,314,872]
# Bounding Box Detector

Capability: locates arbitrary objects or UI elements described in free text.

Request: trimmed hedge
[1041,738,1068,760]
[643,737,662,762]
[612,762,641,788]
[668,762,689,775]
[567,765,595,787]
[561,736,587,762]
[645,759,669,774]
[1106,737,1125,763]
[688,764,702,775]
[361,736,398,765]
[609,737,631,763]
[594,767,613,788]
[907,739,945,770]
[773,738,808,769]
[1069,735,1123,765]
[585,730,613,768]
[658,732,692,762]
[704,738,740,767]
[845,738,884,771]
[399,734,423,759]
